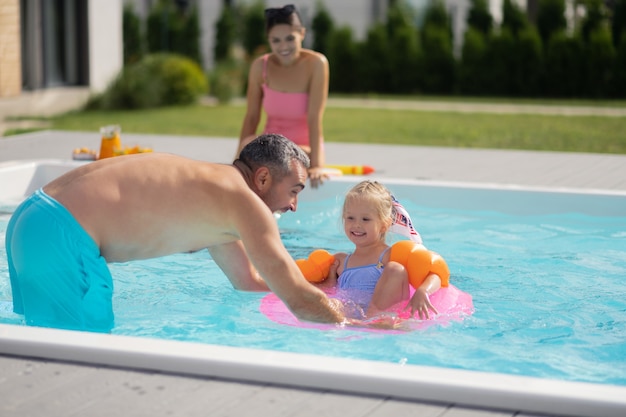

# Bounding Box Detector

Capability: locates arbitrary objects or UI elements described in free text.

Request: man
[6,134,345,332]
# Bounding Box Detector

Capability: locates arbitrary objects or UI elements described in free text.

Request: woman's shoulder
[250,54,268,70]
[301,50,328,78]
[247,55,268,82]
[301,49,328,64]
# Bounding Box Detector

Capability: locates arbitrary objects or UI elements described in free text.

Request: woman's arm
[306,52,329,172]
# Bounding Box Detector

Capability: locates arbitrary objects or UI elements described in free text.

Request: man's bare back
[45,153,258,262]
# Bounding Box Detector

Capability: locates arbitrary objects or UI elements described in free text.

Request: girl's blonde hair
[342,180,394,235]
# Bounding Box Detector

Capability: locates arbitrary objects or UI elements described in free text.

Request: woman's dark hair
[238,133,310,180]
[264,4,302,32]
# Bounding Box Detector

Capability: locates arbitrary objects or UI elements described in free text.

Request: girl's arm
[316,252,345,288]
[407,273,442,319]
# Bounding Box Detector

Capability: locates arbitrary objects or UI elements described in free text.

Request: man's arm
[208,240,269,291]
[225,194,345,324]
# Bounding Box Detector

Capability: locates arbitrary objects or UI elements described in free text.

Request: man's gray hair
[238,133,310,179]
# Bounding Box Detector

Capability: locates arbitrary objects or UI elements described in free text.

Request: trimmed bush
[467,0,493,36]
[483,29,518,96]
[423,0,452,35]
[90,53,208,110]
[359,24,392,93]
[214,5,237,62]
[536,0,567,44]
[615,33,626,96]
[613,0,626,47]
[580,0,606,43]
[388,25,422,94]
[543,31,585,97]
[513,26,543,96]
[419,0,455,94]
[585,27,616,97]
[459,28,489,95]
[210,57,246,104]
[123,4,143,65]
[502,0,529,37]
[385,3,421,94]
[311,1,334,55]
[420,25,456,94]
[242,1,266,58]
[327,26,359,93]
[146,1,201,65]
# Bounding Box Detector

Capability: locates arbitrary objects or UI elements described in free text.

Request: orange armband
[296,249,335,283]
[389,240,450,289]
[296,242,450,288]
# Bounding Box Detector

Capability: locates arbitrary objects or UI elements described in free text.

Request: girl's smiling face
[342,197,389,247]
[267,24,305,65]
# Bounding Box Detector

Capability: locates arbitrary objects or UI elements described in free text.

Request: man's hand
[344,315,408,331]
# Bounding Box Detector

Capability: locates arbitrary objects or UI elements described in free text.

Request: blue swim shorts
[5,189,114,332]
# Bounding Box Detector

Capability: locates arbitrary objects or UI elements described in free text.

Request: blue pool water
[1,181,625,387]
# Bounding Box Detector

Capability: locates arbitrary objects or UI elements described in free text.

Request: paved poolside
[1,128,626,417]
[2,129,626,191]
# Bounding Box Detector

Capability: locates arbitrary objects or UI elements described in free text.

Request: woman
[237,4,329,187]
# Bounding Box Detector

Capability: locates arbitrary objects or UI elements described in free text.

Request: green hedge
[124,1,626,99]
[87,53,208,110]
[145,0,201,65]
[327,26,360,93]
[544,31,585,97]
[321,0,626,98]
[585,27,616,98]
[459,28,489,95]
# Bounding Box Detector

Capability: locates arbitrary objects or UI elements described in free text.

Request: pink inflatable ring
[261,242,473,332]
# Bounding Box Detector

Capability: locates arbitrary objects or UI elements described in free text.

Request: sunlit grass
[41,97,626,154]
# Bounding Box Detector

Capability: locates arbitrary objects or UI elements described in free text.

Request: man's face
[262,160,307,214]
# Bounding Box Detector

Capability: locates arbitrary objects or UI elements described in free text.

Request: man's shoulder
[206,164,262,203]
[200,163,243,186]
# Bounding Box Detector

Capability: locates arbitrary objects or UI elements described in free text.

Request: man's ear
[253,166,272,192]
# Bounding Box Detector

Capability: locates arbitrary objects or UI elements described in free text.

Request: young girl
[320,180,442,319]
[237,4,329,188]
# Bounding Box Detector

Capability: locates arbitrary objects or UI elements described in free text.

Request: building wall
[0,0,123,99]
[88,0,124,93]
[197,0,221,76]
[0,0,22,98]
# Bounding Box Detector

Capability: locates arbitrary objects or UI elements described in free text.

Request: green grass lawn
[35,97,626,154]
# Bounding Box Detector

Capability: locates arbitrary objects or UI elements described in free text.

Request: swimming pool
[1,159,626,417]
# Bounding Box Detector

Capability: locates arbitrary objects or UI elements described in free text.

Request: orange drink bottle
[98,125,121,159]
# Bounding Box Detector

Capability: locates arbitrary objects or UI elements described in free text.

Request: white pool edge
[1,323,625,417]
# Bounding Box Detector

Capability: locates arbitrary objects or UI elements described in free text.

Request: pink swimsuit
[261,54,311,147]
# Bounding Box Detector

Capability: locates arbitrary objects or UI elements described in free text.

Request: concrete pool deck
[1,130,626,417]
[2,129,626,191]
